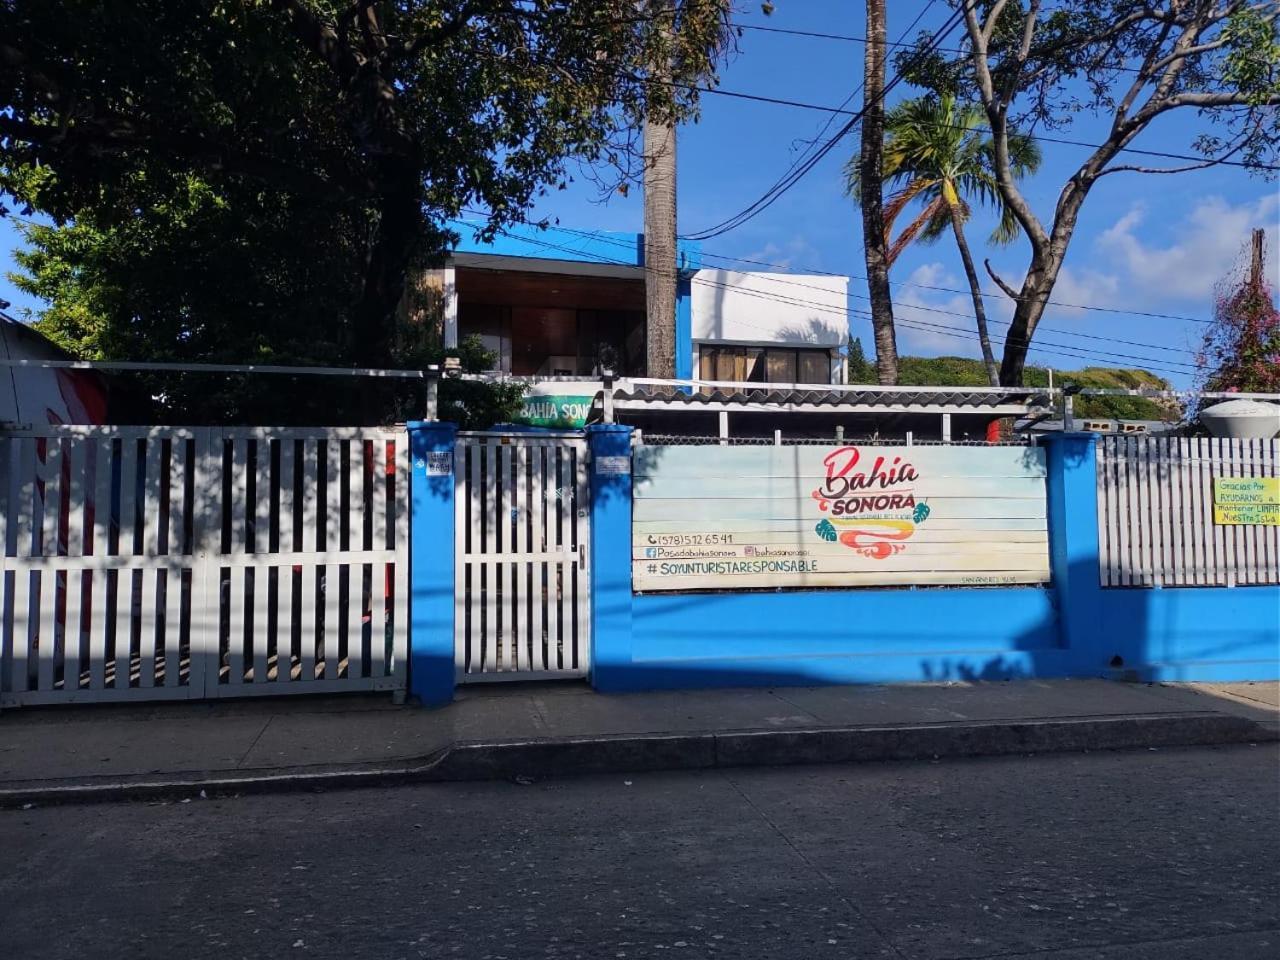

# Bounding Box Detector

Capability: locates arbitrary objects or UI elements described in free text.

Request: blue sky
[2,0,1277,386]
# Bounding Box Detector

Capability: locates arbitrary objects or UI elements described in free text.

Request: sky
[2,0,1277,387]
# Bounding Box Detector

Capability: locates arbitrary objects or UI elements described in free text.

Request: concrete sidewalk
[1,679,1276,806]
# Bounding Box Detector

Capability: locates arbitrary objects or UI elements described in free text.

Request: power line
[466,223,1199,376]
[681,83,1280,173]
[682,5,970,241]
[494,216,1213,329]
[732,1,943,228]
[735,21,1149,75]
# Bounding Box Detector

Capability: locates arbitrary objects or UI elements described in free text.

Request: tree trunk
[947,210,999,386]
[643,0,678,380]
[353,161,421,370]
[859,0,898,385]
[998,253,1063,386]
[643,116,678,379]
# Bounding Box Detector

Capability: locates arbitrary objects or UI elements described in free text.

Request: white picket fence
[454,432,590,681]
[1096,436,1279,588]
[0,426,408,706]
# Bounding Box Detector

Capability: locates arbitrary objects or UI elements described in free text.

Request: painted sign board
[596,455,631,475]
[424,450,453,476]
[1213,476,1280,526]
[512,383,599,428]
[632,444,1051,591]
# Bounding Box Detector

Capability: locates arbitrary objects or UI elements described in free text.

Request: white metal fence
[1096,436,1279,588]
[454,432,590,681]
[1,426,408,706]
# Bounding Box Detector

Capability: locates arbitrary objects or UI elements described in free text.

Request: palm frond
[887,195,947,267]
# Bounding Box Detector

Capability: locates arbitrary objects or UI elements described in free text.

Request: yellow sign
[1213,476,1280,525]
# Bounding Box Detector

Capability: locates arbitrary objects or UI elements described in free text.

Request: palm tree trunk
[643,0,678,380]
[947,210,999,386]
[643,116,677,379]
[859,0,898,385]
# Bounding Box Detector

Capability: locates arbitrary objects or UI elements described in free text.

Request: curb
[1,711,1273,808]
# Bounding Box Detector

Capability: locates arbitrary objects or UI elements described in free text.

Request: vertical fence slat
[142,439,163,558]
[468,448,481,670]
[65,439,86,558]
[391,435,409,680]
[573,444,590,672]
[531,446,548,670]
[87,568,108,691]
[8,441,36,693]
[1172,442,1187,586]
[62,568,83,691]
[452,441,468,678]
[14,439,35,559]
[1096,440,1112,587]
[276,440,295,684]
[296,441,318,685]
[10,569,32,694]
[117,438,138,559]
[368,438,387,678]
[39,438,62,558]
[513,445,530,673]
[138,567,158,688]
[498,443,515,671]
[317,439,341,681]
[252,440,271,683]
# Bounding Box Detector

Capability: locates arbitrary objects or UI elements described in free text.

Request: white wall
[689,270,847,347]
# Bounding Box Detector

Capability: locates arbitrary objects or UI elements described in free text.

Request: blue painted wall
[407,429,1279,703]
[588,432,1280,693]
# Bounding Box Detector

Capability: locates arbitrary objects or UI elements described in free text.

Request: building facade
[441,221,848,385]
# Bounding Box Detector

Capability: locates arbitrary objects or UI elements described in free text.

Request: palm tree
[846,94,1041,386]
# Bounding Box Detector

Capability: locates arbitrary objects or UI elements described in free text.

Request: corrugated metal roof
[612,385,1052,411]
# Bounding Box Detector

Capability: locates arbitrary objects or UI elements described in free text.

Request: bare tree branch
[984,259,1021,300]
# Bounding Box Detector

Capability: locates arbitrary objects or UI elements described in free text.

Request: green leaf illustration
[913,502,931,524]
[815,519,838,542]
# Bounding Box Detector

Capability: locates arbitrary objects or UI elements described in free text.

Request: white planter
[1199,398,1280,439]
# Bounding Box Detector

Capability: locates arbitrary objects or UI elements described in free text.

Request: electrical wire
[678,83,1280,173]
[484,215,1214,329]
[462,224,1200,377]
[681,5,970,241]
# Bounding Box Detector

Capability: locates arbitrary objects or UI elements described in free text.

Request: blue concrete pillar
[675,277,693,381]
[406,420,458,706]
[1041,433,1106,673]
[585,424,634,690]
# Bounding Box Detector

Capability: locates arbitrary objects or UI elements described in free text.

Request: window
[700,346,831,385]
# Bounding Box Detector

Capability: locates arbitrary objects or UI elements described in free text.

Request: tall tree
[846,94,1041,385]
[859,0,900,385]
[644,0,680,379]
[1198,228,1280,393]
[903,1,1280,385]
[0,1,733,371]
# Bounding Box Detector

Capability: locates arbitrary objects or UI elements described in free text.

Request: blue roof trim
[447,218,701,273]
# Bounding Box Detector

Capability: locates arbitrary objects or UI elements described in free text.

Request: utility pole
[644,0,679,380]
[859,0,898,385]
[1250,227,1265,289]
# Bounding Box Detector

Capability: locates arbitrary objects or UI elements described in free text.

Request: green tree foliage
[0,0,732,422]
[845,334,876,383]
[897,2,1280,385]
[845,93,1040,385]
[897,354,1179,420]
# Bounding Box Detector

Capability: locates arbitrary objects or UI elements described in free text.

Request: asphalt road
[3,745,1278,960]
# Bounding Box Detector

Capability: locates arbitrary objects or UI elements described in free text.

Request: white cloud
[740,234,825,271]
[1094,194,1280,304]
[892,263,993,355]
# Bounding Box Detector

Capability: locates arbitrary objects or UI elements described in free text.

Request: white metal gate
[454,432,590,681]
[0,425,408,706]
